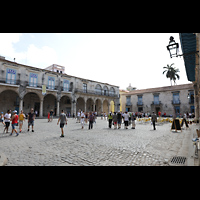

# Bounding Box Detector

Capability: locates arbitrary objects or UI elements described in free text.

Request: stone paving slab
[0,118,196,166]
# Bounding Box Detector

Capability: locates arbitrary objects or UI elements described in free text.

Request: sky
[0,33,191,90]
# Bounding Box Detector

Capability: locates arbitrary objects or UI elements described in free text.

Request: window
[29,73,38,87]
[154,94,159,105]
[6,68,16,84]
[173,93,180,104]
[48,76,55,89]
[126,96,131,105]
[138,95,143,105]
[110,87,115,96]
[189,90,194,104]
[103,86,109,96]
[95,84,102,95]
[83,83,87,93]
[63,80,70,91]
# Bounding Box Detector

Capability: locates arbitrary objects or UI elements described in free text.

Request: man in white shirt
[124,111,129,129]
[4,109,11,133]
[81,111,85,129]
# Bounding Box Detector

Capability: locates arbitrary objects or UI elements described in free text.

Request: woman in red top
[11,110,19,136]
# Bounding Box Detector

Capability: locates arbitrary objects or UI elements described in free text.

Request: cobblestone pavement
[0,118,194,166]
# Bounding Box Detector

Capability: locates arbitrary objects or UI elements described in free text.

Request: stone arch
[110,87,115,96]
[95,98,102,115]
[110,100,115,113]
[103,86,109,96]
[23,92,41,115]
[86,98,94,112]
[60,95,72,115]
[95,84,102,95]
[103,99,109,114]
[76,97,85,112]
[43,94,57,116]
[0,90,20,114]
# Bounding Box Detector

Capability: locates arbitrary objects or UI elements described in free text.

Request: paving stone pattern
[0,118,192,166]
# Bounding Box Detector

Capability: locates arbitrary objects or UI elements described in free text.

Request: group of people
[0,108,36,136]
[107,111,158,130]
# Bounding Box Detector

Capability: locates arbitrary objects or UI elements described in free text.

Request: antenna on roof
[14,58,15,62]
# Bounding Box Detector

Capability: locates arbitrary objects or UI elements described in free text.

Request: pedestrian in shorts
[4,109,11,133]
[57,110,68,137]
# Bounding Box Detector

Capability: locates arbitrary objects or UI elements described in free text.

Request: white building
[0,56,120,117]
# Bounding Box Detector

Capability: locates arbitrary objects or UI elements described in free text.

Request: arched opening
[95,99,102,115]
[60,95,71,115]
[103,86,109,96]
[43,94,56,116]
[110,100,115,112]
[76,97,85,112]
[110,87,115,96]
[103,99,109,114]
[0,90,19,114]
[86,98,94,112]
[23,92,41,116]
[95,84,102,95]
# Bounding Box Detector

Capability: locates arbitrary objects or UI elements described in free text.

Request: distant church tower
[126,83,136,91]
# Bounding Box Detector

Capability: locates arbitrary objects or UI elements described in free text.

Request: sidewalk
[0,152,7,166]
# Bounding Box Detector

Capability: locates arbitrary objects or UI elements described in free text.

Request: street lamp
[167,36,179,58]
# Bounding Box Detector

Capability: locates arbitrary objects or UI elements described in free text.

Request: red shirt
[12,114,18,124]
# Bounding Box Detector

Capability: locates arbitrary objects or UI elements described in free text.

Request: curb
[0,153,8,166]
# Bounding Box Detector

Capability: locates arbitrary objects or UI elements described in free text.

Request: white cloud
[0,33,58,68]
[26,44,58,68]
[0,33,23,59]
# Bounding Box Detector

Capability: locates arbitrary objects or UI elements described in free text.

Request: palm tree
[163,63,180,86]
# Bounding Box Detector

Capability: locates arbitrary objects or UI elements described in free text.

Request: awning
[179,33,196,82]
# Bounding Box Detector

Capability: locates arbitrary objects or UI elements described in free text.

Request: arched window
[110,87,115,96]
[95,84,102,95]
[103,86,109,96]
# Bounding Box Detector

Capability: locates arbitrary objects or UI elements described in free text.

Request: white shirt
[124,113,129,121]
[4,113,11,122]
[81,113,85,118]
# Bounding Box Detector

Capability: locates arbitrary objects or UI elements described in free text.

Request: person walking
[151,111,157,130]
[57,110,68,137]
[108,112,113,128]
[131,112,136,129]
[112,112,118,129]
[18,110,25,133]
[81,111,85,129]
[27,108,35,132]
[4,109,11,133]
[117,111,122,129]
[49,109,54,122]
[10,110,19,136]
[88,112,94,130]
[124,111,129,129]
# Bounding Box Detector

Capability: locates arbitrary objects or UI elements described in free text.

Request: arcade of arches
[0,89,118,117]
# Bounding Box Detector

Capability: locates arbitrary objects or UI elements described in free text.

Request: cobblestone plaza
[0,117,197,166]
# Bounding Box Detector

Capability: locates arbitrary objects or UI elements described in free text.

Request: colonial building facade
[120,83,195,116]
[0,56,120,117]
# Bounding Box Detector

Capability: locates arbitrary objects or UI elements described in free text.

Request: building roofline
[0,57,119,88]
[122,83,193,95]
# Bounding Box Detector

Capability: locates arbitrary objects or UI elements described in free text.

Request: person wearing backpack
[88,112,94,130]
[10,110,19,136]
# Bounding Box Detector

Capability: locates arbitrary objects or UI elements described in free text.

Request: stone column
[19,98,23,113]
[39,99,43,117]
[57,101,60,117]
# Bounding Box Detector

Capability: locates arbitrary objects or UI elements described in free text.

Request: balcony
[75,88,118,97]
[137,101,143,106]
[152,101,161,105]
[172,100,181,105]
[126,102,132,106]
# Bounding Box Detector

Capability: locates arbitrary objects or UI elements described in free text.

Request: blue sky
[0,33,191,90]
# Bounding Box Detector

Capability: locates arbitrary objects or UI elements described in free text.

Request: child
[0,112,5,126]
[57,110,68,137]
[11,110,19,136]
